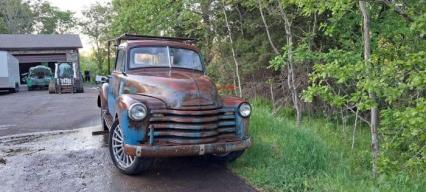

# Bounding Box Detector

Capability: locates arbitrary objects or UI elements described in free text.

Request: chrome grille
[148,108,239,145]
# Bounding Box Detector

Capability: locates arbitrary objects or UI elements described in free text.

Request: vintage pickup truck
[97,34,252,175]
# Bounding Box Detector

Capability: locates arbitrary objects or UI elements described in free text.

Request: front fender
[98,83,109,109]
[222,96,251,139]
[115,94,166,145]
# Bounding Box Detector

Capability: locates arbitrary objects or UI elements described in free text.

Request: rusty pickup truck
[97,34,252,175]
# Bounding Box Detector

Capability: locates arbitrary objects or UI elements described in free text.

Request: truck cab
[98,34,252,175]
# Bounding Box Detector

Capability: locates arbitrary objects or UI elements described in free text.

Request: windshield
[29,67,51,78]
[129,47,203,71]
[58,63,74,78]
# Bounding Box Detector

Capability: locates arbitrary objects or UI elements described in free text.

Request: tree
[222,1,243,97]
[80,2,112,74]
[31,0,76,34]
[304,0,425,175]
[359,0,380,177]
[0,0,33,34]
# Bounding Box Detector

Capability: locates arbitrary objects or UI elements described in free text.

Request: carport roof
[0,34,83,50]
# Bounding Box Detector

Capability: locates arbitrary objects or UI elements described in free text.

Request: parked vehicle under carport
[48,62,84,94]
[27,65,52,91]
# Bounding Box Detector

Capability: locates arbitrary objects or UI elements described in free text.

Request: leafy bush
[231,99,425,192]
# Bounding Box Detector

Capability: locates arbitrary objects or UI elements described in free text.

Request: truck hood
[125,68,222,110]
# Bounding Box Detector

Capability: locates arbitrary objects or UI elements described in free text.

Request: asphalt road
[0,86,255,192]
[0,86,100,136]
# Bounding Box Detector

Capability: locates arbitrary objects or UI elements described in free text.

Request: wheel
[14,83,20,93]
[77,87,84,93]
[27,86,32,91]
[210,150,245,163]
[109,122,152,175]
[49,81,56,94]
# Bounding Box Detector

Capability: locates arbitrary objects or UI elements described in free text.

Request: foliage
[79,2,113,75]
[0,0,76,34]
[0,0,33,34]
[31,0,76,34]
[80,54,102,81]
[303,1,426,174]
[231,98,426,192]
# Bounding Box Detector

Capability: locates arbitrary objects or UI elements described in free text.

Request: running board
[92,111,114,136]
[92,130,109,135]
[103,110,114,129]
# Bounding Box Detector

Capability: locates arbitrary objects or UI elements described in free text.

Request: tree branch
[376,0,413,22]
[346,106,371,127]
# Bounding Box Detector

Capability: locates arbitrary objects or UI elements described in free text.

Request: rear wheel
[14,83,20,93]
[109,122,152,175]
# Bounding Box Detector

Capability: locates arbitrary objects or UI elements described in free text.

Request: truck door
[108,49,126,115]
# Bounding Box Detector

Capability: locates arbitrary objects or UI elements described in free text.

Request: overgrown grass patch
[230,98,425,192]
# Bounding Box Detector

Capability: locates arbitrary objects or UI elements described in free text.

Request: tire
[77,87,84,93]
[27,86,32,91]
[210,150,245,163]
[14,84,20,93]
[109,122,152,175]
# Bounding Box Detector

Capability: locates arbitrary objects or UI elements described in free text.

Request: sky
[45,0,111,54]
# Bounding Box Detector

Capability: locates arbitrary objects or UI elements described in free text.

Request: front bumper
[124,137,252,157]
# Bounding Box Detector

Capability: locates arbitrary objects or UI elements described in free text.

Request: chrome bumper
[124,137,252,157]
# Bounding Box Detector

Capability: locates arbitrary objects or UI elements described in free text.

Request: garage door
[15,54,67,63]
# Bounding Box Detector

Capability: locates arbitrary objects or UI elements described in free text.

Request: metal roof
[0,34,83,50]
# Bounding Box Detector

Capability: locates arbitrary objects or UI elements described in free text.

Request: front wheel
[109,122,152,175]
[210,150,245,163]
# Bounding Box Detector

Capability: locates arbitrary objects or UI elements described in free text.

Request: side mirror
[101,76,109,83]
[96,75,109,84]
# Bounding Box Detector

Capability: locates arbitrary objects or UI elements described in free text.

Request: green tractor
[27,65,53,91]
[48,62,84,94]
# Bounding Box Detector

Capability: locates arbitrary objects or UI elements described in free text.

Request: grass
[230,98,425,192]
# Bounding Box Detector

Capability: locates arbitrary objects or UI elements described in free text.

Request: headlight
[238,103,251,117]
[128,103,148,121]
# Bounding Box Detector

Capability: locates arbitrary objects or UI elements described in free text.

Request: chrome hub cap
[112,125,135,168]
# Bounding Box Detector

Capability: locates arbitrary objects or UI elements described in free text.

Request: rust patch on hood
[125,68,222,110]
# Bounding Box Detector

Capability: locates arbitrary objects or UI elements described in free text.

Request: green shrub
[231,100,426,192]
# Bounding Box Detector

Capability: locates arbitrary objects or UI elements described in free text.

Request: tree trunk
[352,109,359,150]
[259,1,302,126]
[278,3,302,127]
[222,1,243,97]
[359,0,380,177]
[201,0,213,65]
[258,0,279,54]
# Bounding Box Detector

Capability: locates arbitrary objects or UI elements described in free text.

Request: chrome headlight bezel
[128,103,148,121]
[238,103,251,117]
